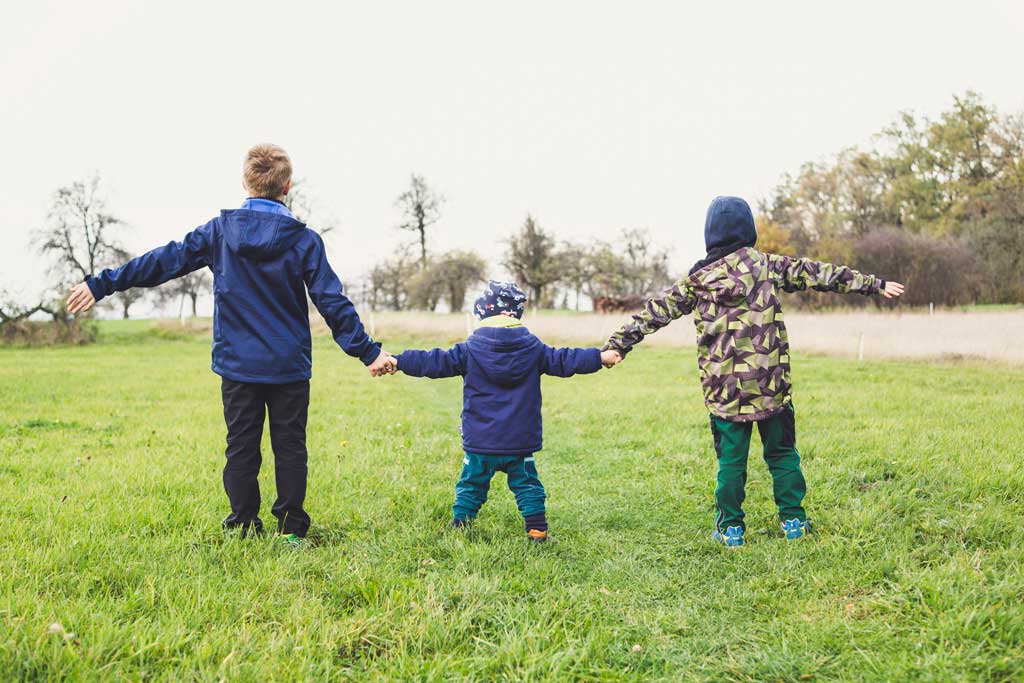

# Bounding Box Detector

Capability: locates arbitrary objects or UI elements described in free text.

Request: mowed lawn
[1,321,1022,682]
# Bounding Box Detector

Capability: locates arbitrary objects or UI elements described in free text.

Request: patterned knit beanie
[473,280,527,320]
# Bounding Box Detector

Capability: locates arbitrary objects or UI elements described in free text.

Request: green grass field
[1,321,1022,682]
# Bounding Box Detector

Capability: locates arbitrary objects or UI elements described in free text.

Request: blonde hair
[243,144,292,198]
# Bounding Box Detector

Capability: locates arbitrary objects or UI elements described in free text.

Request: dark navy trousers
[220,377,311,537]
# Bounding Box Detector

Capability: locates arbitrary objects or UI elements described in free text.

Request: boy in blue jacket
[393,281,619,542]
[65,144,395,545]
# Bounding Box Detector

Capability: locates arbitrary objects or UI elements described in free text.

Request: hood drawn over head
[466,326,542,387]
[220,209,307,261]
[689,196,758,275]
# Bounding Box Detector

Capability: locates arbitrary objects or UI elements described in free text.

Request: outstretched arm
[395,344,468,378]
[766,253,886,296]
[304,233,383,367]
[67,220,214,313]
[603,279,697,358]
[540,345,602,377]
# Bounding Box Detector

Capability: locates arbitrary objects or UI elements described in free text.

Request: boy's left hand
[881,281,905,299]
[601,349,623,368]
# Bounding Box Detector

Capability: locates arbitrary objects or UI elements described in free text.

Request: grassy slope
[0,321,1022,682]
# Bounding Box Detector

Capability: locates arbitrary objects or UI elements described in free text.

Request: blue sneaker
[712,526,744,547]
[781,518,812,540]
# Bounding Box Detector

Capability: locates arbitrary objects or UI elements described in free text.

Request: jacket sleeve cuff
[604,342,632,358]
[877,279,886,292]
[85,277,106,302]
[585,347,603,373]
[360,343,383,366]
[394,351,417,375]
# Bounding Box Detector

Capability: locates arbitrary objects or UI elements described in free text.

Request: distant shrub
[853,229,981,306]
[0,318,97,347]
[592,295,647,313]
[967,218,1024,303]
[149,319,213,340]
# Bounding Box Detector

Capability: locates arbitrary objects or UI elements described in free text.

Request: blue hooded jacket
[86,200,380,383]
[395,326,602,456]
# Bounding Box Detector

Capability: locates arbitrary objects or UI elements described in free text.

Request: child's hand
[881,281,905,299]
[66,282,96,314]
[601,349,623,368]
[368,351,398,377]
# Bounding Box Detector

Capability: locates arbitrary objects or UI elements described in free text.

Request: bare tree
[556,242,594,310]
[284,178,339,237]
[368,247,418,311]
[0,284,70,326]
[619,228,672,296]
[156,271,211,318]
[35,175,126,285]
[0,296,57,325]
[583,244,628,300]
[115,290,146,320]
[501,215,562,307]
[436,250,488,312]
[395,174,443,268]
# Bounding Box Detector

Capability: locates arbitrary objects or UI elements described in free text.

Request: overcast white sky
[2,1,1022,312]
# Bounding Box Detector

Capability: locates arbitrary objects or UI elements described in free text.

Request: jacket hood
[689,196,758,276]
[220,209,307,261]
[704,196,757,251]
[466,326,542,387]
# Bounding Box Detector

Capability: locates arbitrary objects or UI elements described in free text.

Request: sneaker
[712,526,744,548]
[277,533,305,548]
[526,529,548,543]
[450,518,470,530]
[781,518,812,540]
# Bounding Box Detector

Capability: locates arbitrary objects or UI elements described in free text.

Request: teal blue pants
[453,453,546,522]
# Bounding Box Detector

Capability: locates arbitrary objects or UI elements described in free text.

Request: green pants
[453,453,546,522]
[710,405,806,532]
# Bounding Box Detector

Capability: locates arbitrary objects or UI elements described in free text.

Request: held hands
[601,349,623,368]
[368,351,398,377]
[66,283,96,314]
[881,281,905,299]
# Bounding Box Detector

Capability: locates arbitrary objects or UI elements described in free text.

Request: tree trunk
[450,286,464,313]
[190,293,199,318]
[418,222,427,268]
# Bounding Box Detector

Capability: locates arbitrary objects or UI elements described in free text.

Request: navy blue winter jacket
[86,207,380,383]
[395,326,602,456]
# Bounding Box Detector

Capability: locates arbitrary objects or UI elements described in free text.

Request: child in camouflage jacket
[603,196,904,547]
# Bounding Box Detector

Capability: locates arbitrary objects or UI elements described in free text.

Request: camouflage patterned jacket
[604,248,884,422]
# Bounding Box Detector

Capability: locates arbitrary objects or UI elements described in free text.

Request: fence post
[857,332,865,362]
[929,302,934,316]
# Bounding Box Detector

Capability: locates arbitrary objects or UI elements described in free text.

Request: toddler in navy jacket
[394,281,618,542]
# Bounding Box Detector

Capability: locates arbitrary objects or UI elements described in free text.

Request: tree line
[4,90,1022,334]
[759,91,1024,306]
[366,180,673,313]
[3,168,670,324]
